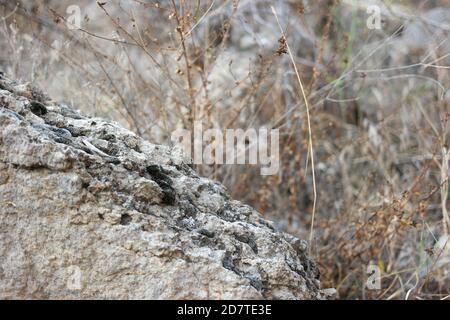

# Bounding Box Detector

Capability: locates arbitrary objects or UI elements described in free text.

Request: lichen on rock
[0,73,327,299]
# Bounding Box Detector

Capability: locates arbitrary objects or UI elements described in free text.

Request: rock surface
[0,73,324,299]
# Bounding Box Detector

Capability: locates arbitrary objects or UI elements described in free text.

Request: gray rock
[0,75,326,299]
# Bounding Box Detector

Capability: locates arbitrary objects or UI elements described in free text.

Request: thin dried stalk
[271,5,317,254]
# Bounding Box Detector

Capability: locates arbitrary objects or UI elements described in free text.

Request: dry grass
[1,0,449,299]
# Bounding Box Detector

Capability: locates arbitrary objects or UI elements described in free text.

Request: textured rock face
[0,73,323,299]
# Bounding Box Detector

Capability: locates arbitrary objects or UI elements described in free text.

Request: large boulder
[0,73,325,299]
